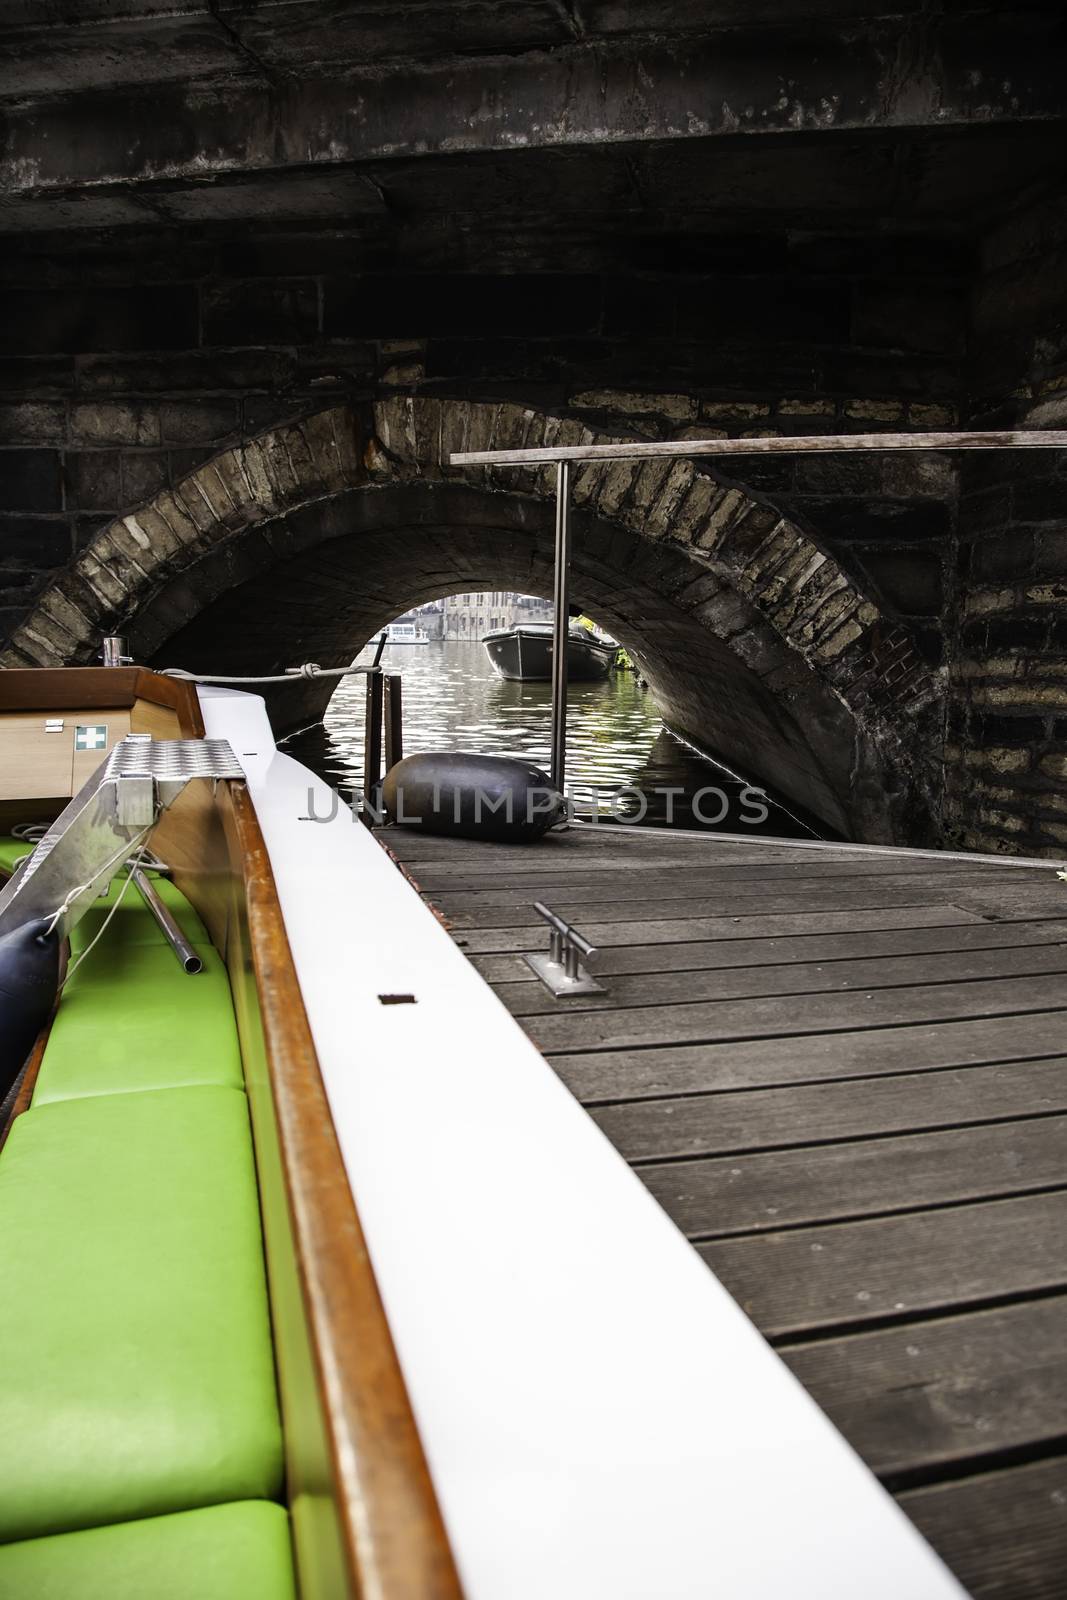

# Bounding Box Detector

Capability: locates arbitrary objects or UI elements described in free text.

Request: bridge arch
[0,399,937,842]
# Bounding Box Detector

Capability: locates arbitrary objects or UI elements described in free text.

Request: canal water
[286,639,818,838]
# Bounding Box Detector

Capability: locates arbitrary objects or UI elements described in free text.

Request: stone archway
[1,400,939,842]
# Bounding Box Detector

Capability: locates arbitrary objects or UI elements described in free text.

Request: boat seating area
[0,838,295,1599]
[385,820,1067,1600]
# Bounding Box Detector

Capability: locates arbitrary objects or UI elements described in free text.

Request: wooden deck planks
[454,903,989,954]
[474,917,1067,985]
[502,938,1067,1018]
[641,1115,1067,1238]
[429,866,1055,910]
[382,821,1067,1595]
[444,878,1048,929]
[550,1013,1067,1103]
[701,1191,1067,1336]
[901,1459,1067,1600]
[591,1059,1067,1162]
[523,973,1067,1053]
[782,1295,1067,1481]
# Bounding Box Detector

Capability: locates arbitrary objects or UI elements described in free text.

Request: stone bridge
[1,3,1066,850]
[0,398,939,841]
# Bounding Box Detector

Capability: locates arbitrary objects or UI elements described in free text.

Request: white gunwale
[202,684,968,1600]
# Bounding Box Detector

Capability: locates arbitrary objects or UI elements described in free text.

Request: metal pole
[101,636,130,667]
[131,868,203,974]
[550,459,571,793]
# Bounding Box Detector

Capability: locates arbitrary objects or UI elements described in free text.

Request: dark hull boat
[482,623,616,681]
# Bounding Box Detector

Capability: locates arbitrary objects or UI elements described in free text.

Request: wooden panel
[700,1191,1067,1337]
[0,666,202,805]
[132,669,205,736]
[901,1458,1067,1600]
[593,1059,1067,1163]
[0,667,203,737]
[783,1296,1067,1479]
[478,916,1067,986]
[551,1012,1067,1103]
[0,711,75,800]
[505,939,1067,1019]
[0,667,139,714]
[0,707,133,800]
[130,696,183,741]
[643,1116,1067,1239]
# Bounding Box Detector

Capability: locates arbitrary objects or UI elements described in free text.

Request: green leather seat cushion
[0,835,32,875]
[0,1087,284,1542]
[34,939,242,1103]
[0,1501,296,1600]
[70,872,211,956]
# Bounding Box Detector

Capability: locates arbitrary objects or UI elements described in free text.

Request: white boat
[0,663,968,1600]
[370,622,430,645]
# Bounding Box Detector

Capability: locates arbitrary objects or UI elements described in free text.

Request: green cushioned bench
[0,1087,284,1542]
[0,1501,296,1600]
[0,836,33,875]
[70,871,212,955]
[0,839,241,1102]
[0,836,294,1596]
[35,940,243,1103]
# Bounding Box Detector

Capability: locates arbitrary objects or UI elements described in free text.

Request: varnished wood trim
[229,783,464,1600]
[0,667,204,737]
[134,669,205,737]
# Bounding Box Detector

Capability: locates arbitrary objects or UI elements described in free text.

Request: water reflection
[285,640,817,838]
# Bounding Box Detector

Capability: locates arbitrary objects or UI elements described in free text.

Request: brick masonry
[1,391,937,844]
[944,192,1067,857]
[0,227,965,646]
[0,219,1062,851]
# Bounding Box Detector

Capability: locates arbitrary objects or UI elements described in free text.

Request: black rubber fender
[0,918,60,1103]
[382,752,567,843]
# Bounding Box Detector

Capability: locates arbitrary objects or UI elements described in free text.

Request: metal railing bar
[449,428,1067,468]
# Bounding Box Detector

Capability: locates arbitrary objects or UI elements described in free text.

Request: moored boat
[0,665,458,1600]
[370,621,430,645]
[482,621,617,681]
[0,661,968,1600]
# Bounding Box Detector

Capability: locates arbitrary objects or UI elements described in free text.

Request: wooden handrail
[230,786,464,1600]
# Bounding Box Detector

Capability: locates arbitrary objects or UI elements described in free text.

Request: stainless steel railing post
[549,460,572,793]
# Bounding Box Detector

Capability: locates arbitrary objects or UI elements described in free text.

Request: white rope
[42,826,154,940]
[59,846,149,990]
[11,823,47,841]
[161,663,373,685]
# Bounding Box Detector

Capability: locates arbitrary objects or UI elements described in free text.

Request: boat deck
[383,820,1067,1600]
